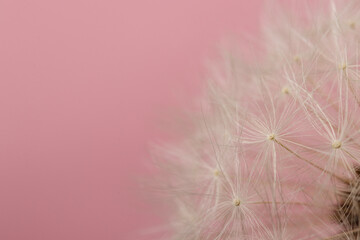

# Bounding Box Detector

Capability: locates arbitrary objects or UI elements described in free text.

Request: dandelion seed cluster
[152,1,360,239]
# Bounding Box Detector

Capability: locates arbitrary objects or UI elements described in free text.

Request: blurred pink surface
[0,0,261,239]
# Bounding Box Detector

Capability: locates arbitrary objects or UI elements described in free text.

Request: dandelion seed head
[213,169,221,177]
[348,20,356,29]
[233,198,241,207]
[339,63,347,70]
[332,140,342,149]
[281,86,290,95]
[267,133,276,141]
[293,55,301,63]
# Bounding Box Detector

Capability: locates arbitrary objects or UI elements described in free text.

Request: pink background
[0,0,261,239]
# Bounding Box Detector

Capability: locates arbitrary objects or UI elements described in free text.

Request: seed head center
[349,21,356,29]
[332,140,342,149]
[293,55,301,63]
[233,198,241,207]
[281,87,290,95]
[339,63,347,70]
[213,169,221,177]
[267,133,276,141]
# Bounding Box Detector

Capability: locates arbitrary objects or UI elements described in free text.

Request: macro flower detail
[152,1,360,239]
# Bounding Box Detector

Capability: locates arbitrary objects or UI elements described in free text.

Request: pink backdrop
[0,0,261,239]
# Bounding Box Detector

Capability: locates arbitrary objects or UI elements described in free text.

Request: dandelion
[150,1,360,239]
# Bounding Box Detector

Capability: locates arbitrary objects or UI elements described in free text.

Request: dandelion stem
[274,139,350,184]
